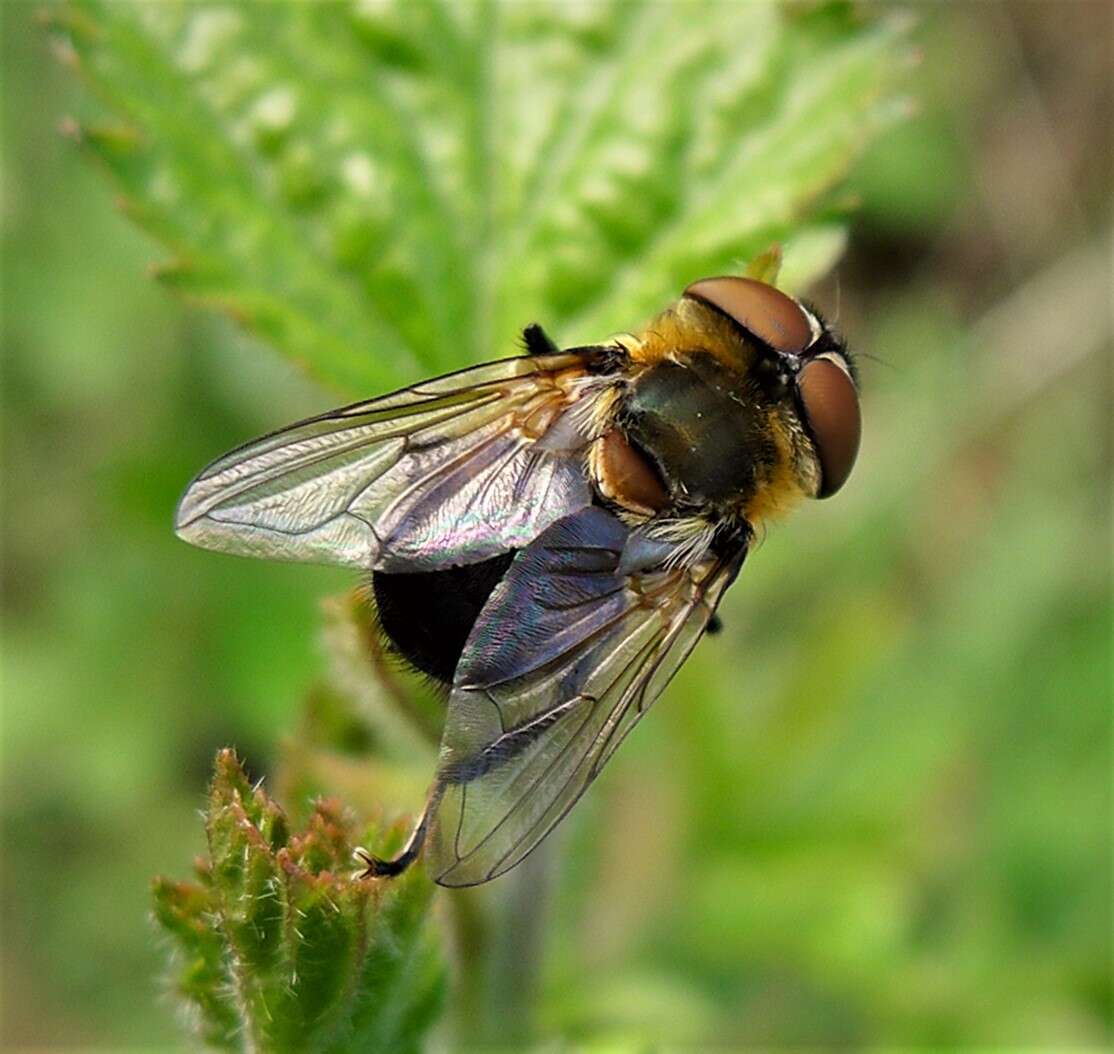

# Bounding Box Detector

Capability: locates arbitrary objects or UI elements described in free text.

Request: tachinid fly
[176,276,861,887]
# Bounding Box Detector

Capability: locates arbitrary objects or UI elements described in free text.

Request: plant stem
[490,840,552,1039]
[443,885,490,1047]
[443,841,553,1048]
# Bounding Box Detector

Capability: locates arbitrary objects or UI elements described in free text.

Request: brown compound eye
[797,354,861,498]
[684,276,814,354]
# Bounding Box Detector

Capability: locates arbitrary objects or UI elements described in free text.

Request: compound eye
[684,276,813,354]
[797,354,861,498]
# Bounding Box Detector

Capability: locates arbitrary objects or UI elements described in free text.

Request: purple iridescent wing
[424,506,746,887]
[175,351,601,571]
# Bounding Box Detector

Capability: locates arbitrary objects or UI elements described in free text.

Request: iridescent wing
[175,349,607,570]
[424,506,746,887]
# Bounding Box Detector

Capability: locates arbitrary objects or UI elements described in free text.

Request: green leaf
[152,750,442,1053]
[49,0,911,397]
[152,875,241,1050]
[745,243,784,285]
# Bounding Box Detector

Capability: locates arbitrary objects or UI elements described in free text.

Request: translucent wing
[424,506,746,887]
[175,350,604,570]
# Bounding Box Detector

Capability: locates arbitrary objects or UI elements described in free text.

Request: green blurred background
[2,1,1110,1048]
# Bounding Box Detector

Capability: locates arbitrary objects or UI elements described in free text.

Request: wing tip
[173,482,242,556]
[429,859,506,889]
[173,485,208,546]
[424,803,535,889]
[430,841,543,888]
[174,515,203,547]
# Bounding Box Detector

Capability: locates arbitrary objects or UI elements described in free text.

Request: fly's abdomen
[372,551,515,686]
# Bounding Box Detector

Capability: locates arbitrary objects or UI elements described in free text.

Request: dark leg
[521,323,559,357]
[356,797,433,879]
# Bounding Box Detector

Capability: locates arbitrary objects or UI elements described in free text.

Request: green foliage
[7,0,1111,1046]
[46,0,910,397]
[152,750,442,1053]
[12,0,980,1049]
[43,0,915,1049]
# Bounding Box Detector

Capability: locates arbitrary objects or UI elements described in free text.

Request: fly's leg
[355,787,439,879]
[521,323,560,357]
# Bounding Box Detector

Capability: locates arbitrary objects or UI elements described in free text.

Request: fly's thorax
[619,355,772,506]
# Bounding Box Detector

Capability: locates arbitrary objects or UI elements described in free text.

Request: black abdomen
[372,552,516,686]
